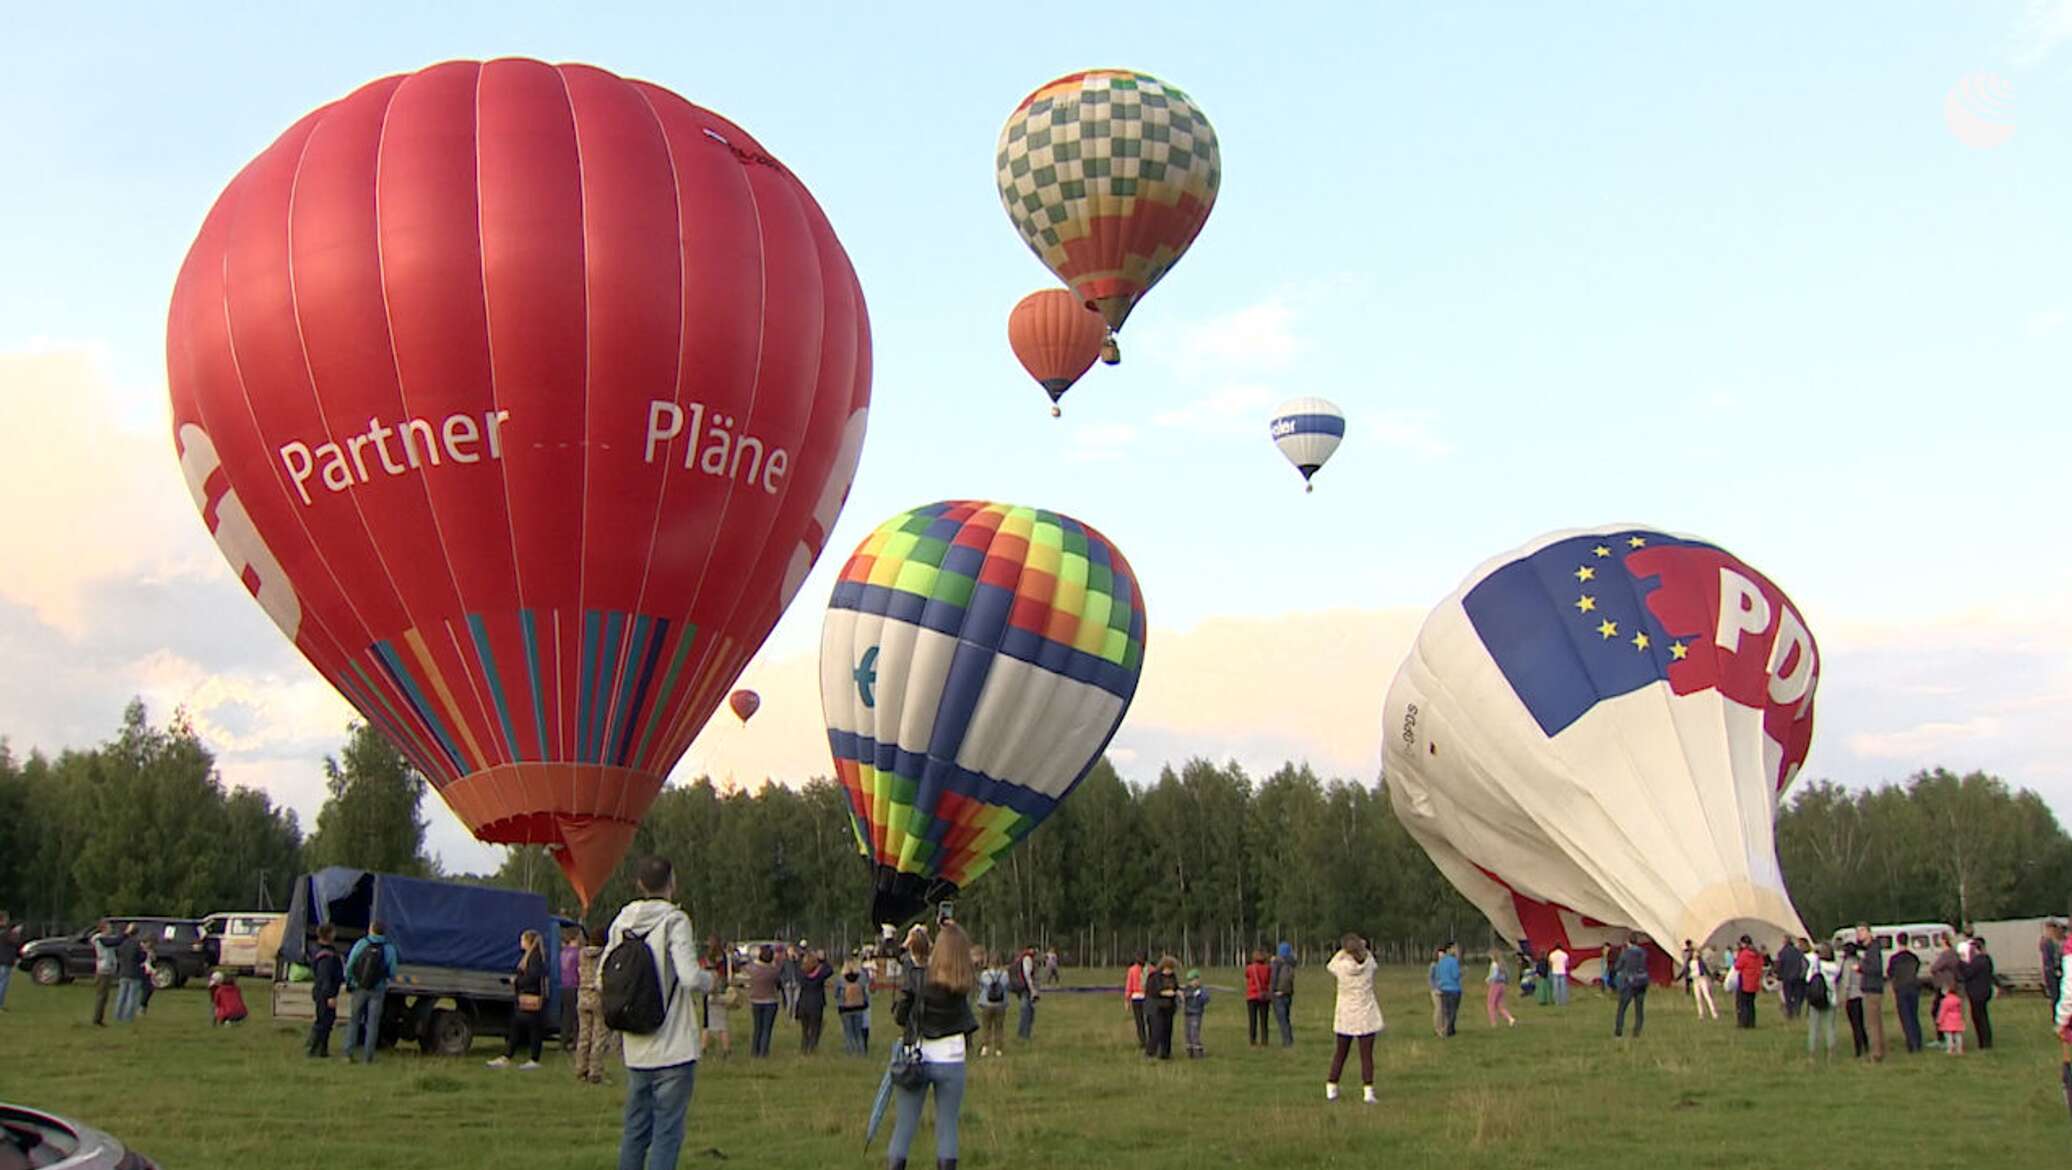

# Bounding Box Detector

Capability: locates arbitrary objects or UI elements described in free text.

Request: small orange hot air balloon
[1009,289,1109,417]
[728,689,760,725]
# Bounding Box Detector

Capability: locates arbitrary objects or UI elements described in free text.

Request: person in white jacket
[609,857,714,1170]
[1326,934,1384,1104]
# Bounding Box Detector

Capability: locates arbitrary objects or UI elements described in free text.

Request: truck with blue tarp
[271,867,564,1056]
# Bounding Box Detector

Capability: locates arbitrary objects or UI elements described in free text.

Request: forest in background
[2,704,2067,965]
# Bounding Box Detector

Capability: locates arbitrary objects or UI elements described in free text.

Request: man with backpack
[606,857,712,1170]
[343,921,398,1064]
[1012,944,1040,1041]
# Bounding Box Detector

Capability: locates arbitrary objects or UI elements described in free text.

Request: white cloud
[2026,305,2069,338]
[1163,299,1301,375]
[0,350,218,634]
[1152,383,1277,434]
[1364,412,1456,460]
[1847,717,2003,759]
[2014,0,2072,66]
[1062,421,1138,464]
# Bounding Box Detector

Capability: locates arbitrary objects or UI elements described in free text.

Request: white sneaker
[518,1060,541,1071]
[979,1046,990,1057]
[1362,1087,1377,1104]
[1325,1082,1340,1102]
[485,1056,511,1068]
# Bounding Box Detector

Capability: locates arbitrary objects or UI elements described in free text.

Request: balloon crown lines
[274,400,791,508]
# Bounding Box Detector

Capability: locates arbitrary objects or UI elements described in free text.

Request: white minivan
[200,911,286,976]
[1828,922,1957,958]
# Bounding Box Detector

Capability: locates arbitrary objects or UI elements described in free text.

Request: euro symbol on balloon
[854,646,880,708]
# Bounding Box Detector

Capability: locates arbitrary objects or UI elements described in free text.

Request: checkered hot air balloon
[820,502,1148,926]
[996,70,1220,340]
[1381,525,1818,983]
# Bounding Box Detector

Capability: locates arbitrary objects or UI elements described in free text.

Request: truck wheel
[424,1009,475,1057]
[150,963,178,991]
[31,958,65,986]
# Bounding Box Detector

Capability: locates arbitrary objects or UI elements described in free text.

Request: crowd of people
[1658,922,2066,1059]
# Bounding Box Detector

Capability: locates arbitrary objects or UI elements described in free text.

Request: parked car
[1,1102,159,1168]
[20,919,211,990]
[1828,922,1957,962]
[197,911,285,977]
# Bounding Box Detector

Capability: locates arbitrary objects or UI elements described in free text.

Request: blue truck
[271,867,565,1057]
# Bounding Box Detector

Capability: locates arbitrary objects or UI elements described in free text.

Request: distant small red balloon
[729,689,761,725]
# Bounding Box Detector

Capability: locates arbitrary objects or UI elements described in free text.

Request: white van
[1828,922,1957,958]
[200,912,286,977]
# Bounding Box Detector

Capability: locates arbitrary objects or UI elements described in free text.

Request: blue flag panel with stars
[1461,530,1705,738]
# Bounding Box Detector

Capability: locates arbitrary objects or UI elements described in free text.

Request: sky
[2,2,2068,873]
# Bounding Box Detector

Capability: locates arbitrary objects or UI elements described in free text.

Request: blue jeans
[1273,995,1293,1045]
[619,1060,697,1170]
[750,1001,778,1057]
[840,1010,868,1055]
[114,978,143,1022]
[1017,993,1035,1039]
[347,989,384,1062]
[0,963,13,1010]
[1552,974,1569,1005]
[888,1059,966,1165]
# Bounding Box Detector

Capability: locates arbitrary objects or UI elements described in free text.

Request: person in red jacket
[1732,936,1763,1029]
[1244,949,1273,1046]
[1123,953,1148,1050]
[209,971,249,1026]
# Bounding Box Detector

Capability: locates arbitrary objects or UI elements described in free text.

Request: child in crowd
[1182,968,1209,1058]
[1936,985,1966,1055]
[209,971,249,1026]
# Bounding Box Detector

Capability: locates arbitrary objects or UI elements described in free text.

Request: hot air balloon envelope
[729,689,762,725]
[820,501,1148,926]
[1382,526,1817,967]
[1270,397,1344,489]
[996,70,1220,332]
[168,59,872,907]
[1008,289,1108,413]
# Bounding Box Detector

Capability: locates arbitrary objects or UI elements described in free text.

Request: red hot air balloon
[167,59,871,907]
[728,689,761,725]
[1008,290,1109,417]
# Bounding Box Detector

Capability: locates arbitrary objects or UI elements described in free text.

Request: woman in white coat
[1326,933,1384,1104]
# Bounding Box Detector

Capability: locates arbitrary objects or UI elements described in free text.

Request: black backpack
[350,941,388,990]
[1806,967,1830,1010]
[1008,956,1028,993]
[602,923,672,1035]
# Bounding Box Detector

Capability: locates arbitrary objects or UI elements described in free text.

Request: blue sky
[3,2,2068,867]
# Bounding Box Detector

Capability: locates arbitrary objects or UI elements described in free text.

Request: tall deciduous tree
[304,723,433,877]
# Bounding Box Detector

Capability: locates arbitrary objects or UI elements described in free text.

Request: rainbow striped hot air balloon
[996,70,1220,337]
[820,502,1148,926]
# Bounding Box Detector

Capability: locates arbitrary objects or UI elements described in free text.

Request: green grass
[2,971,2065,1166]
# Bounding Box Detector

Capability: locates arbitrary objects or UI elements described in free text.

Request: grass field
[1,969,2064,1167]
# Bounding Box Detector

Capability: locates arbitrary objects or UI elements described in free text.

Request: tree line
[2,705,2067,964]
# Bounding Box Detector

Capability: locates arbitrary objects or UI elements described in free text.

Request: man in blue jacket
[343,921,399,1065]
[1432,944,1463,1037]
